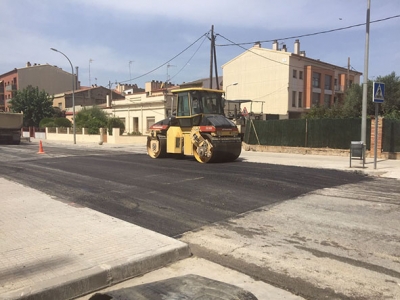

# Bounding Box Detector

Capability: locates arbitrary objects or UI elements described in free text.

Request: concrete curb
[3,244,190,300]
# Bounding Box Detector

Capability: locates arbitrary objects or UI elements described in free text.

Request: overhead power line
[169,33,209,82]
[110,14,398,87]
[216,33,289,67]
[216,15,400,47]
[117,31,210,85]
[216,14,399,72]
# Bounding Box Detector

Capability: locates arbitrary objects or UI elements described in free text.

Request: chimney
[26,61,31,67]
[254,41,261,48]
[281,44,287,52]
[300,51,306,57]
[294,39,300,55]
[272,40,278,51]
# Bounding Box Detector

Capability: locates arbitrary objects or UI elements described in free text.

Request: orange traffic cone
[37,140,45,154]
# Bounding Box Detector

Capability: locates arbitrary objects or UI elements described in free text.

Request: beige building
[103,81,175,134]
[53,86,124,110]
[222,40,362,119]
[0,62,78,111]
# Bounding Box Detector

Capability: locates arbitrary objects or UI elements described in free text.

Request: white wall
[223,46,291,115]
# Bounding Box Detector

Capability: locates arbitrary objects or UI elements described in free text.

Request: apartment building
[0,62,78,111]
[222,40,362,119]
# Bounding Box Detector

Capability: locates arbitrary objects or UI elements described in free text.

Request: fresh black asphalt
[0,143,371,237]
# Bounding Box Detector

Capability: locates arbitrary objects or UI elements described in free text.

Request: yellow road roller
[147,87,242,163]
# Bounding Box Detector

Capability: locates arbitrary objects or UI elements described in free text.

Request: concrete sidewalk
[0,178,190,300]
[239,150,400,180]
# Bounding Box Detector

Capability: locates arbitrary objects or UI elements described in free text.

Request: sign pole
[374,103,378,169]
[372,81,385,170]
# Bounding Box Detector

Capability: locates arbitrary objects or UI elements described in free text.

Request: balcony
[334,85,345,93]
[5,84,17,92]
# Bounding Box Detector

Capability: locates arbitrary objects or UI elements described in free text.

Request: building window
[133,117,139,133]
[312,93,320,106]
[146,117,155,132]
[292,91,296,107]
[324,75,332,90]
[324,94,331,107]
[58,103,62,109]
[312,72,321,88]
[299,71,303,80]
[298,92,303,108]
[293,69,297,78]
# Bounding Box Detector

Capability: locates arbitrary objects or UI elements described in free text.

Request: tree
[9,85,54,127]
[341,83,363,118]
[74,107,108,134]
[52,106,66,118]
[54,118,72,127]
[376,72,400,115]
[107,117,125,135]
[303,105,327,119]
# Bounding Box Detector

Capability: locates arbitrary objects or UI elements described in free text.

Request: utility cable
[169,33,209,82]
[116,31,210,85]
[216,33,289,67]
[217,15,400,47]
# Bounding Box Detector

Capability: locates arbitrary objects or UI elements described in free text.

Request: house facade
[102,81,175,134]
[222,40,362,119]
[53,86,124,110]
[0,62,78,111]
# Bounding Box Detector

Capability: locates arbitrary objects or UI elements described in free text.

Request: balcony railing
[5,84,17,92]
[334,85,345,93]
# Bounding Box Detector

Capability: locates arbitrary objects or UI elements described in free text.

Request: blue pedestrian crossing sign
[373,82,385,103]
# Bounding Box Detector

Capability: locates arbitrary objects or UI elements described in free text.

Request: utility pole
[209,25,214,89]
[213,32,219,90]
[361,0,370,145]
[166,64,176,83]
[89,59,93,87]
[89,59,93,102]
[129,61,134,84]
[208,25,220,89]
[347,57,350,89]
[109,80,114,115]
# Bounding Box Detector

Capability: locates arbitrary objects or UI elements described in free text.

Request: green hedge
[382,119,400,152]
[244,118,371,150]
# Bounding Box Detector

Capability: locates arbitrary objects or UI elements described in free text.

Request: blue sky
[1,0,399,89]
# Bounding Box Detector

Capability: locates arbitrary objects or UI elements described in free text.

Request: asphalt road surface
[0,142,368,237]
[2,142,399,299]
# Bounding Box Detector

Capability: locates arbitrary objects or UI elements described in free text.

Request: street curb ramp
[3,243,190,300]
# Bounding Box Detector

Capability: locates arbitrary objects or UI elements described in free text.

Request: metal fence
[382,119,400,152]
[244,118,371,150]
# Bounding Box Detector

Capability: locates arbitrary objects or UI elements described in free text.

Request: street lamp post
[361,0,370,145]
[226,82,238,100]
[51,48,76,144]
